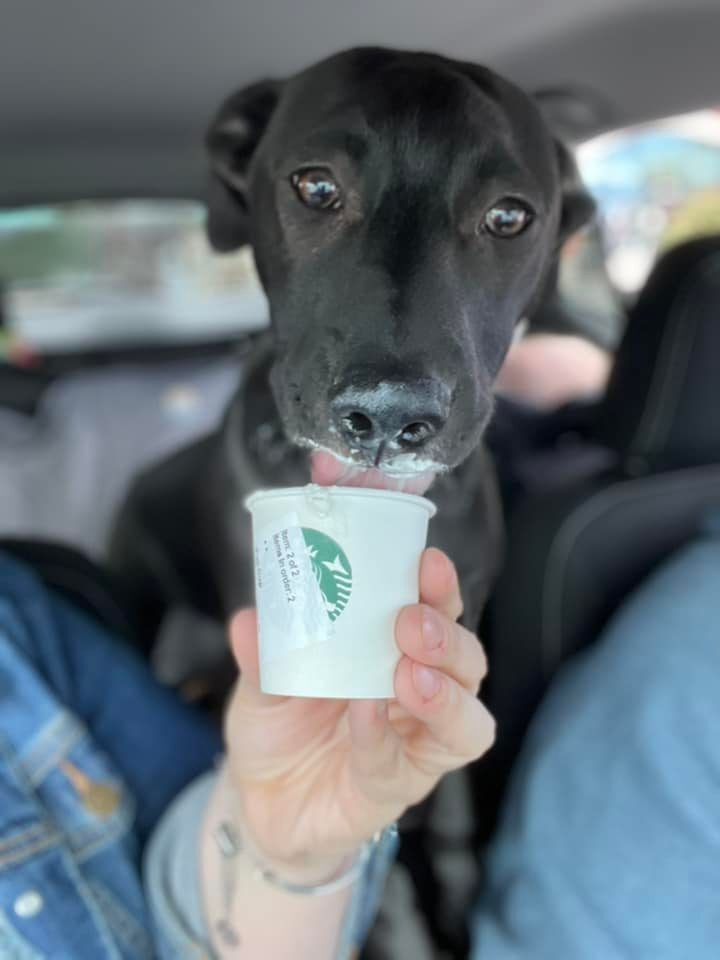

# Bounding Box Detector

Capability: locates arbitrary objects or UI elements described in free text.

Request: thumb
[228,609,288,707]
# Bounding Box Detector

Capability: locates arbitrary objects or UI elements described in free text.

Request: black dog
[111,46,593,654]
[109,47,594,958]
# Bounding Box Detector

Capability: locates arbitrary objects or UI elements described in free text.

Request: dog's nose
[331,378,450,452]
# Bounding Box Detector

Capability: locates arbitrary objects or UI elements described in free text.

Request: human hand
[223,548,494,880]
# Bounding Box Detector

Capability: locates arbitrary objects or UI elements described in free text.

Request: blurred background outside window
[565,106,720,302]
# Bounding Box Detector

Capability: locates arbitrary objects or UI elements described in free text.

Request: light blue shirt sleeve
[471,534,720,959]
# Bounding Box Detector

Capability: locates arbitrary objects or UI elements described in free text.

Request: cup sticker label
[255,513,353,663]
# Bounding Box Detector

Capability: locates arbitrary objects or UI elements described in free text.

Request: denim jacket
[0,553,394,959]
[0,560,154,958]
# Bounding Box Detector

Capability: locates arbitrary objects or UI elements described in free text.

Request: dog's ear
[532,87,601,242]
[554,139,596,243]
[205,80,284,252]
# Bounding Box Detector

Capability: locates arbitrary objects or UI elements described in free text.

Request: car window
[576,107,720,298]
[0,201,268,358]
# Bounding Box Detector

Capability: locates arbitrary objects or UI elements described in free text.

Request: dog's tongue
[310,450,435,496]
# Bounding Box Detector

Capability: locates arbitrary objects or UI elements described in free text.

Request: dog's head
[206,47,594,493]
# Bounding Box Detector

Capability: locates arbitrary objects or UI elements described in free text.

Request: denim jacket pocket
[0,843,132,960]
[0,744,60,873]
[0,741,147,960]
[22,711,136,865]
[0,817,61,958]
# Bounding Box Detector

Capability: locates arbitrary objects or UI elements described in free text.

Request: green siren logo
[302,528,353,622]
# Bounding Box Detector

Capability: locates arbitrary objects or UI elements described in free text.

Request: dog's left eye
[291,169,342,211]
[483,199,534,238]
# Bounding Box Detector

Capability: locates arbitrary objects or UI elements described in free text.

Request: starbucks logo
[302,528,353,622]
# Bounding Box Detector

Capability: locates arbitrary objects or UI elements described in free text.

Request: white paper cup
[245,484,437,699]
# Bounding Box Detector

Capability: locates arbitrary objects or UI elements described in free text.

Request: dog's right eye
[483,198,534,238]
[291,169,342,211]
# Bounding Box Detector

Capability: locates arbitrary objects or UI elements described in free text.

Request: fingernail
[412,664,442,701]
[422,607,444,651]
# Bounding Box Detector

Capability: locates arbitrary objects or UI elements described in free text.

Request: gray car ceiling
[3,0,719,205]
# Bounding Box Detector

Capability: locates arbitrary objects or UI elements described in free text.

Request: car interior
[2,1,720,956]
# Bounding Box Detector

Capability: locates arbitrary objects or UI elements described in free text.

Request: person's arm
[200,766,356,959]
[145,765,397,960]
[197,548,494,960]
[471,535,720,958]
[495,333,612,410]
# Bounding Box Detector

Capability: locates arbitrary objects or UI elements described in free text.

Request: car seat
[478,235,720,833]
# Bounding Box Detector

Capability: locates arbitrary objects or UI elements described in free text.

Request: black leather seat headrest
[596,235,720,473]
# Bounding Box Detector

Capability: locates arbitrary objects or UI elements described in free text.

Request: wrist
[218,766,362,888]
[255,845,357,887]
[202,776,367,956]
